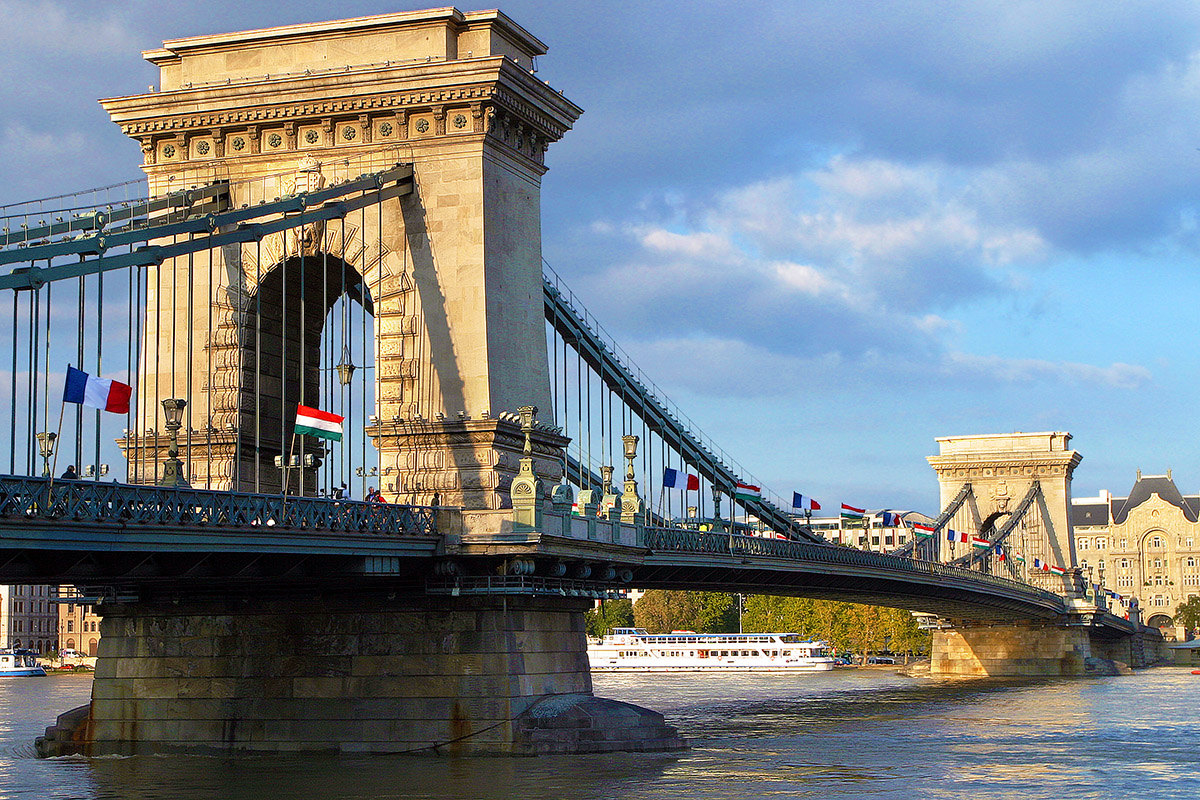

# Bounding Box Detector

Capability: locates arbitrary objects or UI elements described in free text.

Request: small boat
[1191,670,1200,675]
[588,628,836,672]
[0,649,48,677]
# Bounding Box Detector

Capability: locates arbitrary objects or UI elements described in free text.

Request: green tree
[740,595,929,660]
[1176,596,1200,636]
[585,598,634,638]
[633,590,700,633]
[742,595,810,634]
[695,592,739,633]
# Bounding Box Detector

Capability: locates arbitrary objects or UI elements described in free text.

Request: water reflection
[6,669,1200,799]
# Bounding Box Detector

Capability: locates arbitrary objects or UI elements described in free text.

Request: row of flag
[658,468,766,504]
[62,366,346,442]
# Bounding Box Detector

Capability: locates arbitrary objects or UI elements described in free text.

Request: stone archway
[235,253,372,494]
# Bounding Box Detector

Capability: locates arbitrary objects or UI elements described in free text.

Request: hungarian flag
[663,467,699,491]
[947,529,969,543]
[913,522,935,538]
[840,503,865,519]
[1013,551,1026,564]
[792,492,820,511]
[63,365,131,414]
[1048,564,1066,575]
[294,405,344,441]
[734,481,761,501]
[971,536,991,550]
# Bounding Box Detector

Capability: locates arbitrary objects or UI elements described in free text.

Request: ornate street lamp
[159,398,189,488]
[335,345,357,386]
[35,432,57,478]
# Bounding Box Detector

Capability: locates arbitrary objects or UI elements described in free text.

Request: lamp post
[35,432,57,478]
[159,398,189,488]
[335,345,357,386]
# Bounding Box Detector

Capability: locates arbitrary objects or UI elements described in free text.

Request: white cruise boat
[588,628,835,672]
[0,649,47,677]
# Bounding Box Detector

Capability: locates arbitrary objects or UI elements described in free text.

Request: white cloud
[944,353,1151,390]
[576,151,1149,400]
[771,261,835,296]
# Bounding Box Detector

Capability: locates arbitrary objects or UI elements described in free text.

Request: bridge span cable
[946,481,1043,571]
[542,265,823,544]
[0,156,410,493]
[890,482,974,560]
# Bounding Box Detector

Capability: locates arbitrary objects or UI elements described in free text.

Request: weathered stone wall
[932,622,1091,676]
[59,595,621,755]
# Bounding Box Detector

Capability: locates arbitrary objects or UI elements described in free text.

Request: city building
[803,510,935,553]
[58,589,103,656]
[0,584,61,653]
[1071,471,1200,628]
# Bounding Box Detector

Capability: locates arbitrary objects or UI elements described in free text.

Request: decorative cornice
[103,57,581,168]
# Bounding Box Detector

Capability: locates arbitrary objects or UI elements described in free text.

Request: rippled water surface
[3,668,1198,799]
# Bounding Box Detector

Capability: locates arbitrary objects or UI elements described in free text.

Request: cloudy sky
[4,1,1200,512]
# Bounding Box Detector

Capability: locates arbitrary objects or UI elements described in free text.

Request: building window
[1120,558,1130,569]
[1118,575,1134,587]
[1154,558,1163,569]
[1079,539,1090,551]
[1120,538,1128,549]
[67,620,73,633]
[1096,538,1107,550]
[1188,557,1197,568]
[1155,575,1164,586]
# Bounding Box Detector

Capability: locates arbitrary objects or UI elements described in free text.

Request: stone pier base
[35,595,683,757]
[932,621,1124,677]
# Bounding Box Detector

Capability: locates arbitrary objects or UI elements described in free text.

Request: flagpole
[50,366,69,489]
[284,431,299,497]
[51,398,66,483]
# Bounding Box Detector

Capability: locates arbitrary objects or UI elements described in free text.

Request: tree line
[585,590,929,657]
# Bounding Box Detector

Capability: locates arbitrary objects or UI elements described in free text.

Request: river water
[2,668,1198,799]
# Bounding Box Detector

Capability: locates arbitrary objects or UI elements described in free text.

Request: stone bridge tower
[928,432,1082,594]
[102,8,580,507]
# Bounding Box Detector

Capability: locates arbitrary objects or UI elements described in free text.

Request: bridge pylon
[102,8,581,508]
[928,432,1081,595]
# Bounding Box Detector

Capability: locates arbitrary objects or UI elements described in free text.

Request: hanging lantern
[335,345,357,386]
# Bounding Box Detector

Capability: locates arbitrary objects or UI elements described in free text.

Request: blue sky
[3,1,1200,513]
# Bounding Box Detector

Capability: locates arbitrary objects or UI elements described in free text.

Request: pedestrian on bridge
[60,466,78,480]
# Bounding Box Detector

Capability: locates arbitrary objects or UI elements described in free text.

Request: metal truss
[644,526,1063,605]
[0,164,413,287]
[425,575,627,598]
[0,475,436,536]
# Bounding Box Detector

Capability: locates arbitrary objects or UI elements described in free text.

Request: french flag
[946,529,969,543]
[662,467,699,491]
[63,366,131,414]
[792,492,820,511]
